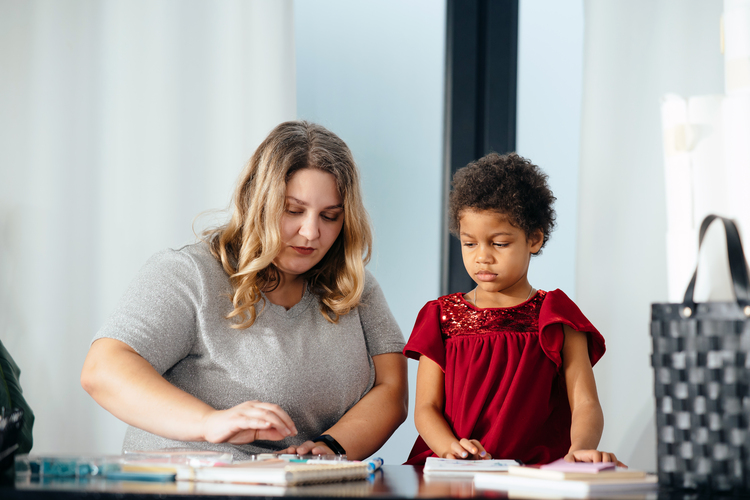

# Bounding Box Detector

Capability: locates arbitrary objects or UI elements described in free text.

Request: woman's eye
[286,209,303,215]
[321,212,342,222]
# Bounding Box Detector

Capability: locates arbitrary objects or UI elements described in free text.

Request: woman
[81,121,408,460]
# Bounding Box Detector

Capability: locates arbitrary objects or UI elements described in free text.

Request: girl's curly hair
[449,152,556,253]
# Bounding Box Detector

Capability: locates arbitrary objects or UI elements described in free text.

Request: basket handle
[681,214,750,317]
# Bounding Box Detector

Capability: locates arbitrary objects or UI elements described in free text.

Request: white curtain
[578,1,725,471]
[0,0,295,455]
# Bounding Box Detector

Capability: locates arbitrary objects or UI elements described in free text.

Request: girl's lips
[292,246,314,255]
[475,271,497,282]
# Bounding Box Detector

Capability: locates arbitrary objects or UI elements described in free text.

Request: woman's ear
[529,229,544,254]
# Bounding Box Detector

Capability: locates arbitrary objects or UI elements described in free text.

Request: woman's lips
[475,271,497,282]
[292,246,314,255]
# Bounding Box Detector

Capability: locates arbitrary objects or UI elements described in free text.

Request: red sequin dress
[403,289,605,465]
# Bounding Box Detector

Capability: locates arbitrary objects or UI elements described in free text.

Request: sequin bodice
[438,291,546,338]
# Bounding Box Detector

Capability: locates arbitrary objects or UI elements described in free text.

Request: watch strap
[311,434,346,455]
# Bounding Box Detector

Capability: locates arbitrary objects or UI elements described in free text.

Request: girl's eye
[494,242,509,247]
[462,242,476,247]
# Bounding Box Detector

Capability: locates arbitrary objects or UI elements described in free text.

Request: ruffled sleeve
[538,289,605,370]
[402,301,446,371]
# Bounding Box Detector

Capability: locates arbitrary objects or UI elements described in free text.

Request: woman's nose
[299,215,320,241]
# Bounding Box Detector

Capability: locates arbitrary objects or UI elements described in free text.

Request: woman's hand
[202,401,298,444]
[82,339,298,444]
[279,441,334,456]
[564,449,626,467]
[443,438,490,460]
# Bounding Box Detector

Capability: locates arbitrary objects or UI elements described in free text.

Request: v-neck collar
[262,286,315,319]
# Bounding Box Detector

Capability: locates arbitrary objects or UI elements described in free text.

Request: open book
[423,457,521,476]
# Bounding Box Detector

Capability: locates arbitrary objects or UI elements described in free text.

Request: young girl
[404,152,621,466]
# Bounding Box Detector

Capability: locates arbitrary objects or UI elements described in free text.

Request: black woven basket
[651,215,750,491]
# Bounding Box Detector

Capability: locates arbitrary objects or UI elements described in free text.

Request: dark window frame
[441,0,519,295]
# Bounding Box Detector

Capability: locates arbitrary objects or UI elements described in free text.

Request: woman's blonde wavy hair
[204,120,372,329]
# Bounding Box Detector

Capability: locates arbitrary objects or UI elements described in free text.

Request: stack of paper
[474,459,658,497]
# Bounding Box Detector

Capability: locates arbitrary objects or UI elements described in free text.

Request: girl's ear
[529,229,544,254]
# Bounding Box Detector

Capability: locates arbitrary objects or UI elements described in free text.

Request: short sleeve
[358,270,406,356]
[403,301,445,371]
[92,249,202,374]
[538,289,605,369]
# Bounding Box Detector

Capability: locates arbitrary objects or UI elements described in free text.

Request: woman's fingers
[249,402,298,433]
[203,401,298,444]
[293,440,334,456]
[236,401,297,436]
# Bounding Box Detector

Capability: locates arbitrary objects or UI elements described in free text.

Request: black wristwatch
[312,434,347,455]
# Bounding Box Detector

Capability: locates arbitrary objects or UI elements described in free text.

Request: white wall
[294,0,446,464]
[517,0,584,298]
[0,0,296,455]
[578,0,724,471]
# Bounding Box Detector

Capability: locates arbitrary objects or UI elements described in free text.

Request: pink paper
[539,458,616,473]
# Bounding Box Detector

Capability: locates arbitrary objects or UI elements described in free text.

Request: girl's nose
[476,245,493,263]
[299,215,320,241]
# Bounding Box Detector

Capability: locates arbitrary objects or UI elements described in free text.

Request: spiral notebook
[187,459,370,486]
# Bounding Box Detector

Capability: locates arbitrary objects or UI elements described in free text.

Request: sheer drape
[0,0,295,454]
[577,1,725,470]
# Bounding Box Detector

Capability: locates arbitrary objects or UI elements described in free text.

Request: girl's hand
[202,401,298,444]
[564,449,626,468]
[444,438,491,460]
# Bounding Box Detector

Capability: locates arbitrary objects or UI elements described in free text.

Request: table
[0,465,737,500]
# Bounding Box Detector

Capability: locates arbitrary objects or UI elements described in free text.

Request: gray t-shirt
[93,242,405,459]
